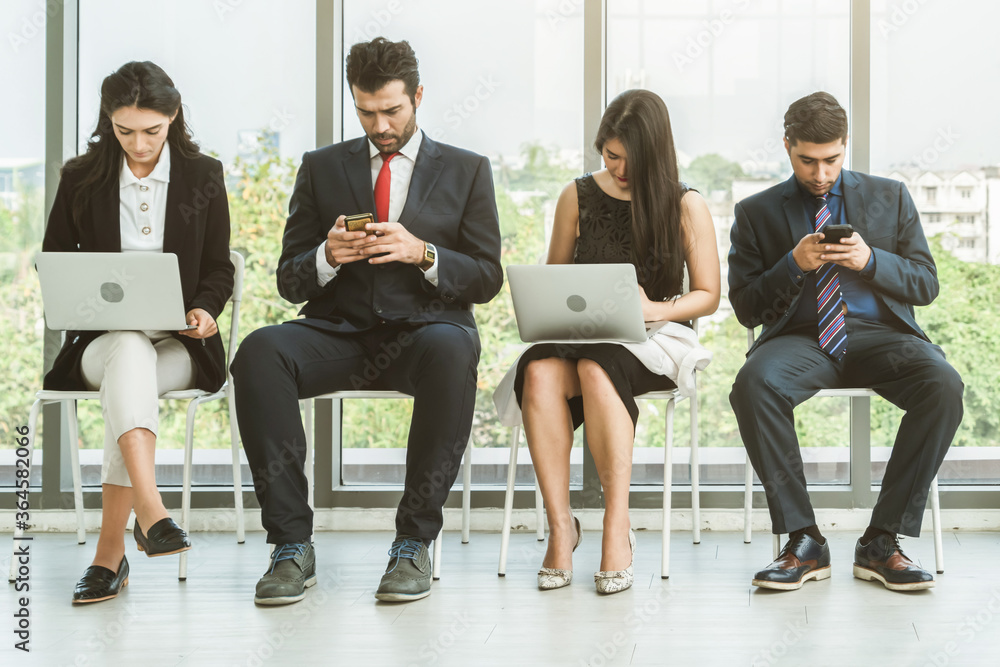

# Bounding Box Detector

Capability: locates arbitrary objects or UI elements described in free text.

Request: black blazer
[275,132,503,335]
[728,170,938,354]
[42,150,234,392]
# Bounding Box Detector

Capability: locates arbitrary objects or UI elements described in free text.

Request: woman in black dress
[515,89,720,593]
[43,61,233,603]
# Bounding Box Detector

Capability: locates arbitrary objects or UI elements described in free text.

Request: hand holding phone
[821,224,854,244]
[344,212,375,233]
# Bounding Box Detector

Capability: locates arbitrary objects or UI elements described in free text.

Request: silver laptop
[507,264,668,343]
[36,252,196,331]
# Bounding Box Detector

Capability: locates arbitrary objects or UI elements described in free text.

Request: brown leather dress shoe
[752,533,831,591]
[853,533,935,591]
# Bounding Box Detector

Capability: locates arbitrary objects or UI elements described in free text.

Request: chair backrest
[225,250,245,371]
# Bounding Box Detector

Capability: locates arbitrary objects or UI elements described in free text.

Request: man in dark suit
[728,92,963,592]
[232,37,502,605]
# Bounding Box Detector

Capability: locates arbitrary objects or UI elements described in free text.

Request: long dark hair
[64,61,200,222]
[594,89,685,301]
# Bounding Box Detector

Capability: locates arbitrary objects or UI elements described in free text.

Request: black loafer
[853,533,934,591]
[134,517,191,557]
[752,533,831,591]
[72,556,129,604]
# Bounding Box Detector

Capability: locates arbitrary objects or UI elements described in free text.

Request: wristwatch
[418,242,436,271]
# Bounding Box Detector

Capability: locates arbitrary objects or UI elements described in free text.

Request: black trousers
[730,318,964,538]
[231,319,480,544]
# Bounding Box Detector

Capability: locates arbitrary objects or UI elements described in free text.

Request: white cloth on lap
[492,321,712,428]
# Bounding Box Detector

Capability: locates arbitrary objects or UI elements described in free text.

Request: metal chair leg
[498,425,521,576]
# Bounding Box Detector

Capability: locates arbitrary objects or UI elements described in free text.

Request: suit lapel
[780,175,810,242]
[163,152,186,255]
[399,132,444,227]
[90,181,121,251]
[841,170,868,235]
[342,137,377,213]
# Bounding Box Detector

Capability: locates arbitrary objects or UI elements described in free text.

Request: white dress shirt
[119,142,170,253]
[315,129,439,287]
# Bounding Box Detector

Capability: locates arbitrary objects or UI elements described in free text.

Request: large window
[339,0,585,487]
[1,1,46,489]
[14,1,996,509]
[869,0,1000,484]
[609,0,852,486]
[75,0,317,487]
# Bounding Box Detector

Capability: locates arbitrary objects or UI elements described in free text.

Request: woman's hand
[179,308,218,339]
[638,285,662,322]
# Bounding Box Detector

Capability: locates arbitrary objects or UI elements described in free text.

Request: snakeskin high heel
[594,529,636,594]
[537,516,583,590]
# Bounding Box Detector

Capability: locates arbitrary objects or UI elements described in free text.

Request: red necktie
[374,152,400,223]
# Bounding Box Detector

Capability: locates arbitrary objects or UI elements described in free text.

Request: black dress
[513,173,681,431]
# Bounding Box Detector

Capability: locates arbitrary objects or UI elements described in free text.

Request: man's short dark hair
[783,92,848,146]
[345,37,420,103]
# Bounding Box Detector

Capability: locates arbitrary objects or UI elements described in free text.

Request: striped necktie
[814,195,847,360]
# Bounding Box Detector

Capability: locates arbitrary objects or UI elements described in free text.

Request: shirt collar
[367,128,423,164]
[795,171,843,200]
[119,142,172,189]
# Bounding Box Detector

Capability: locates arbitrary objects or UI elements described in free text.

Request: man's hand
[361,222,425,265]
[792,232,872,273]
[179,308,218,339]
[325,215,380,268]
[821,233,872,272]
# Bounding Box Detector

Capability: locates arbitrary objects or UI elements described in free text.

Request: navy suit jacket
[42,150,234,392]
[728,170,938,354]
[276,132,503,336]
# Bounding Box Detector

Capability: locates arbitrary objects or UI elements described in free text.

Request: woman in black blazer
[42,61,233,603]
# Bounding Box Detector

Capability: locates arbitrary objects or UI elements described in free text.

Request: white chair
[8,250,246,583]
[301,391,473,580]
[740,328,944,573]
[497,322,702,580]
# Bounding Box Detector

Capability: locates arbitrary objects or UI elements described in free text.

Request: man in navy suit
[728,92,963,593]
[232,37,502,605]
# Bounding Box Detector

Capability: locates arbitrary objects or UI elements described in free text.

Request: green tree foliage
[3,142,997,460]
[681,153,745,196]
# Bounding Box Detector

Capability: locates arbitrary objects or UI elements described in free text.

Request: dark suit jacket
[42,150,234,392]
[276,132,503,334]
[728,170,938,354]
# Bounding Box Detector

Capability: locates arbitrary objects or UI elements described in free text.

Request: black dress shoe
[72,556,129,604]
[752,533,831,591]
[853,533,934,591]
[134,517,191,557]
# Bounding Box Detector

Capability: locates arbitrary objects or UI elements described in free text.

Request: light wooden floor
[4,529,1000,666]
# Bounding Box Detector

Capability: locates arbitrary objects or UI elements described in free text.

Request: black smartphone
[821,224,854,243]
[344,212,374,232]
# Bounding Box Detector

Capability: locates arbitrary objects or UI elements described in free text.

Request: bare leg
[577,359,634,571]
[91,484,132,572]
[522,358,582,571]
[117,427,169,535]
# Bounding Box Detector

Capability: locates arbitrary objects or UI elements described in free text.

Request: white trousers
[80,331,196,487]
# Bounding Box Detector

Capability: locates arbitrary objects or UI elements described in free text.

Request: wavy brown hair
[63,61,200,222]
[595,89,685,301]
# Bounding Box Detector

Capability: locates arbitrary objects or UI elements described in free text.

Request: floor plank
[3,529,999,666]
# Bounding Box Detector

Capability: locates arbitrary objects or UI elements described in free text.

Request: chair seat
[814,388,877,397]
